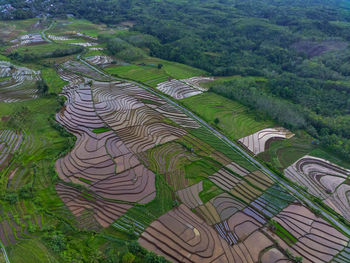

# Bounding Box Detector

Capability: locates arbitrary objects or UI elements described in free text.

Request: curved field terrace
[55,69,206,228]
[0,61,40,102]
[284,155,350,221]
[238,127,295,156]
[156,79,203,99]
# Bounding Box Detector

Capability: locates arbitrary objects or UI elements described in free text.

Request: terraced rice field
[139,204,290,262]
[146,142,198,191]
[48,34,72,41]
[61,60,107,80]
[239,127,295,155]
[181,76,214,91]
[272,204,349,263]
[54,66,208,228]
[155,79,202,99]
[55,76,157,225]
[106,65,170,87]
[0,61,40,102]
[50,58,350,262]
[181,92,273,140]
[85,56,114,66]
[70,42,98,47]
[284,155,350,220]
[0,130,22,171]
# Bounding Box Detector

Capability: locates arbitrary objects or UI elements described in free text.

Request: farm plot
[284,155,350,220]
[90,47,104,51]
[61,60,107,80]
[177,181,203,209]
[9,33,47,51]
[55,79,156,226]
[272,203,349,263]
[139,204,289,263]
[181,76,214,91]
[0,130,23,171]
[155,79,202,99]
[209,165,274,203]
[0,61,40,102]
[208,162,249,191]
[0,200,44,247]
[92,81,188,154]
[85,56,114,66]
[48,34,72,41]
[155,103,201,129]
[56,183,132,228]
[238,127,295,155]
[250,184,295,218]
[70,42,98,47]
[146,142,198,191]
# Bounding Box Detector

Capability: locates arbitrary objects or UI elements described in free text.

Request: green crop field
[106,57,207,87]
[182,92,273,140]
[106,64,169,87]
[258,131,316,170]
[48,18,116,37]
[137,57,207,79]
[41,68,68,94]
[15,43,74,56]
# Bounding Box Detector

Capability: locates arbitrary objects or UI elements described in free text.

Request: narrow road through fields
[76,54,350,236]
[41,21,54,43]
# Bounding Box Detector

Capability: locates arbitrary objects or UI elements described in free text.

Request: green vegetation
[189,127,256,171]
[92,127,112,133]
[258,131,316,170]
[182,92,273,140]
[106,64,168,87]
[184,159,221,185]
[106,57,205,87]
[9,43,83,62]
[3,1,350,261]
[268,219,297,246]
[41,68,68,94]
[199,179,223,203]
[137,57,206,79]
[49,18,114,37]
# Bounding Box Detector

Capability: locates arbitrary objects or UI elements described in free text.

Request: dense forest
[2,0,350,159]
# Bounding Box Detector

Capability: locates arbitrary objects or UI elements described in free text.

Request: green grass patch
[92,127,112,133]
[199,179,224,203]
[0,76,11,82]
[49,18,114,37]
[78,177,92,184]
[310,148,350,169]
[182,92,273,140]
[106,56,207,86]
[201,75,267,90]
[185,159,221,185]
[189,127,256,171]
[15,43,72,56]
[139,98,163,106]
[106,64,169,87]
[41,68,68,94]
[7,238,60,263]
[269,219,297,246]
[137,57,207,79]
[258,130,316,170]
[0,54,10,62]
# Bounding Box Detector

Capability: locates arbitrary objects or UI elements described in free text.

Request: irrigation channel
[77,56,350,237]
